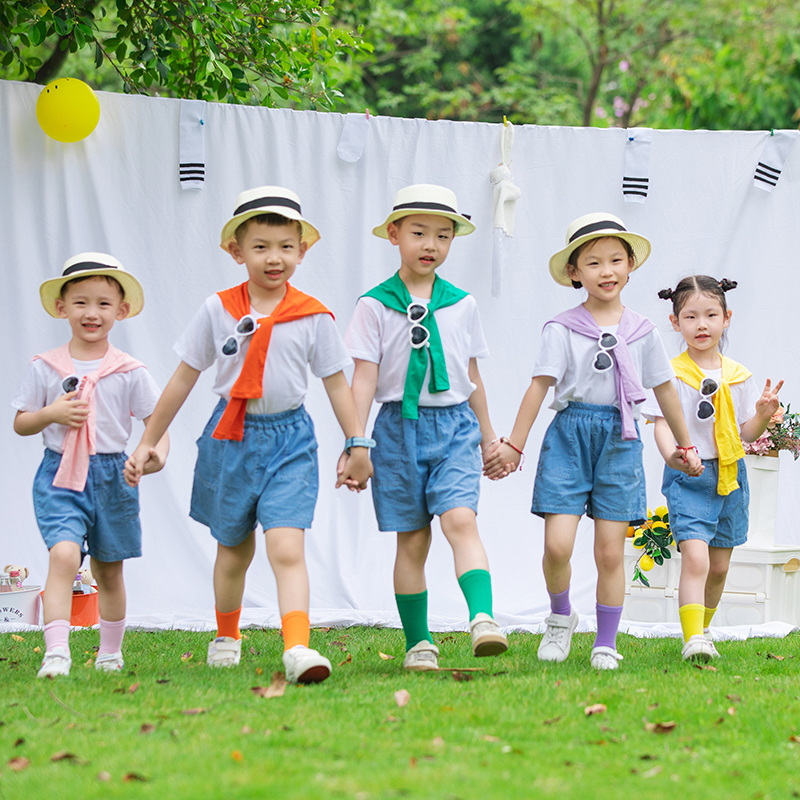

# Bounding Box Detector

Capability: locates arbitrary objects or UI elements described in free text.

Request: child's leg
[264,526,309,649]
[213,532,256,638]
[704,546,733,626]
[677,539,714,661]
[593,518,628,655]
[39,541,81,678]
[395,526,433,649]
[92,558,125,653]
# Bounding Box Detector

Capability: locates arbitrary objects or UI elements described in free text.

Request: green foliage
[0,0,370,109]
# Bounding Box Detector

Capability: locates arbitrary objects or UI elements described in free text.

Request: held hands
[49,391,89,429]
[123,443,162,487]
[482,440,520,481]
[666,446,704,477]
[336,448,373,492]
[755,378,784,422]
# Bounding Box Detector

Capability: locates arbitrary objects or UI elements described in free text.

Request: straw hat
[219,186,321,253]
[39,253,144,318]
[372,184,476,238]
[548,212,651,286]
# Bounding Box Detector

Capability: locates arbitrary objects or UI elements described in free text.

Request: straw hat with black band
[372,184,476,239]
[548,212,651,287]
[220,186,321,254]
[39,253,144,318]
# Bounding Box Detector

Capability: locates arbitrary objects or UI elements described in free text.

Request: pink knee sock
[43,619,70,653]
[99,617,126,655]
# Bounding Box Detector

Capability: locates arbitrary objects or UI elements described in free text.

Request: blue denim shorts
[531,402,646,522]
[371,401,482,532]
[190,400,319,545]
[661,458,749,547]
[33,449,141,562]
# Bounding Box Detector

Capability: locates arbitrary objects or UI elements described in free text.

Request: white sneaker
[207,636,241,668]
[95,652,124,672]
[282,645,331,684]
[402,640,439,671]
[470,613,508,657]
[38,646,71,678]
[538,608,579,662]
[591,646,623,670]
[682,634,714,663]
[704,629,721,659]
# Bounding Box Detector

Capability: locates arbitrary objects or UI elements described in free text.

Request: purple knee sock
[548,587,571,617]
[594,603,623,650]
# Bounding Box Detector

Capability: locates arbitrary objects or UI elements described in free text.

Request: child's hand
[336,449,373,492]
[755,378,784,421]
[49,391,89,429]
[124,444,152,487]
[139,447,166,476]
[666,447,704,476]
[482,441,521,480]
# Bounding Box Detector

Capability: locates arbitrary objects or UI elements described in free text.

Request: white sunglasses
[592,332,619,373]
[407,302,430,349]
[697,377,719,421]
[221,314,259,357]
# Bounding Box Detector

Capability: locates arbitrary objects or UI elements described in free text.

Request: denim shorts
[190,400,318,545]
[33,449,141,562]
[661,458,749,547]
[371,401,482,533]
[531,402,646,522]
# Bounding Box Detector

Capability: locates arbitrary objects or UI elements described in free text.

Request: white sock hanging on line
[622,128,653,203]
[337,112,370,163]
[179,99,207,190]
[753,130,799,193]
[490,120,521,298]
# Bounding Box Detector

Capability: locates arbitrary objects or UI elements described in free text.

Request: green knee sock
[458,569,493,621]
[396,591,433,651]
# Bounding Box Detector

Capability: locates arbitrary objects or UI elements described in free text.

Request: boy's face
[387,214,454,281]
[229,219,307,296]
[54,276,129,345]
[566,237,633,302]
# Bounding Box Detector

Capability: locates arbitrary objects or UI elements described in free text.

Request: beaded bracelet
[675,445,699,464]
[500,437,525,469]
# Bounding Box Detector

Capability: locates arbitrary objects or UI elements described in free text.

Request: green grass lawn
[1,626,799,799]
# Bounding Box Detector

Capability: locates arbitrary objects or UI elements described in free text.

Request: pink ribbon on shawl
[34,343,144,491]
[547,305,655,441]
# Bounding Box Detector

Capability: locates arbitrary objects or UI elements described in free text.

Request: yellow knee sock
[679,604,705,641]
[704,606,717,630]
[281,610,310,651]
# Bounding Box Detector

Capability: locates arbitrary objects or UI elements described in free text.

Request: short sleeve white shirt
[642,368,760,459]
[174,294,352,415]
[532,321,674,416]
[344,293,489,406]
[12,357,161,454]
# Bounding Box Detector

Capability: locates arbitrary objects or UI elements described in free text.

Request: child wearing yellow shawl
[648,276,783,662]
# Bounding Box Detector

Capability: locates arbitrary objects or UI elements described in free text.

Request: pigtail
[657,288,674,301]
[719,278,738,292]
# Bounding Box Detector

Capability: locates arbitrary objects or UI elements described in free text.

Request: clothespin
[770,128,774,136]
[366,108,370,120]
[503,115,507,127]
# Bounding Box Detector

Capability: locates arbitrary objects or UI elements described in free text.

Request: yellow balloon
[36,78,100,142]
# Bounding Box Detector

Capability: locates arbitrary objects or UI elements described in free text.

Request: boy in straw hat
[125,186,372,684]
[344,184,508,671]
[484,213,701,669]
[13,253,168,678]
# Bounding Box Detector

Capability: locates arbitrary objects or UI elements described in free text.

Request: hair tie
[719,278,738,292]
[657,288,674,301]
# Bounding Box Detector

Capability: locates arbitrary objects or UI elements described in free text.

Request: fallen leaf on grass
[330,640,348,651]
[644,720,677,734]
[726,694,741,703]
[85,658,94,667]
[481,734,500,742]
[181,708,207,715]
[128,682,140,694]
[543,716,562,726]
[33,647,41,653]
[51,751,79,762]
[97,772,111,781]
[379,652,395,660]
[432,736,445,747]
[180,652,193,662]
[642,765,663,779]
[394,689,411,707]
[789,735,800,743]
[255,667,263,676]
[156,678,170,684]
[315,626,333,632]
[715,717,725,725]
[231,750,243,762]
[8,757,30,771]
[251,672,286,699]
[140,724,156,734]
[584,704,607,716]
[452,671,473,682]
[13,738,24,747]
[639,754,658,760]
[11,635,24,642]
[250,646,256,655]
[123,772,147,782]
[767,653,785,661]
[386,715,398,723]
[409,757,417,768]
[647,703,659,710]
[338,653,352,667]
[727,706,736,716]
[693,664,717,672]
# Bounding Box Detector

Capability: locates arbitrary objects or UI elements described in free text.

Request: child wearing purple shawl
[484,213,701,670]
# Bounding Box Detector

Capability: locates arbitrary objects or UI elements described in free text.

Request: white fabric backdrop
[2,79,799,633]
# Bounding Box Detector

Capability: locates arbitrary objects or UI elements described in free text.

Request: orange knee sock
[215,607,242,640]
[281,610,310,651]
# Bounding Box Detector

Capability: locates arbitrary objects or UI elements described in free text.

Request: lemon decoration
[639,554,655,571]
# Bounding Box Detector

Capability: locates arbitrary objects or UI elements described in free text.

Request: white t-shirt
[344,293,489,406]
[12,357,161,454]
[174,293,352,415]
[642,367,760,459]
[532,321,674,416]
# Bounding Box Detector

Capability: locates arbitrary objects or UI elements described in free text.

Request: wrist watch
[345,436,376,454]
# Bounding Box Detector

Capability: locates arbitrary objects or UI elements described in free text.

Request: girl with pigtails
[645,276,783,662]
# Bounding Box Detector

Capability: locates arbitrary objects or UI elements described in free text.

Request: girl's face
[566,237,634,305]
[670,291,731,355]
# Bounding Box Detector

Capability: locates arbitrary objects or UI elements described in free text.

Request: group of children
[12,183,783,680]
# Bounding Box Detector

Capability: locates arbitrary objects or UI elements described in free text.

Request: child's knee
[48,541,82,575]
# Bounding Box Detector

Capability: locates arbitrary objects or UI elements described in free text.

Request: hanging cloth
[548,305,655,441]
[363,272,467,419]
[489,120,521,297]
[34,343,144,491]
[212,282,333,441]
[671,351,751,495]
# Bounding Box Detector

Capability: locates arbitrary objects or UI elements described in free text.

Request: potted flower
[742,404,800,458]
